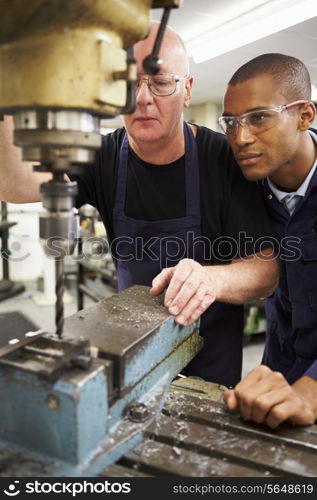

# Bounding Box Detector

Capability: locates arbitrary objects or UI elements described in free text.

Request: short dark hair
[229,53,311,101]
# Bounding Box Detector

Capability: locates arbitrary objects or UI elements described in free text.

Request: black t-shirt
[71,124,273,264]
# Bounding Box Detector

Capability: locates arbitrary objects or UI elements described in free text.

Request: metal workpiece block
[0,359,108,465]
[64,285,201,395]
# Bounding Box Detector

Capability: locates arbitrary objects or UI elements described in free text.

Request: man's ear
[184,76,193,108]
[298,102,316,131]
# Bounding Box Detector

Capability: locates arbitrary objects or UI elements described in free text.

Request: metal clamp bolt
[127,402,149,423]
[46,394,60,409]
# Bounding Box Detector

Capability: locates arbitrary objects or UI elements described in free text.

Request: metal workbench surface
[102,379,317,478]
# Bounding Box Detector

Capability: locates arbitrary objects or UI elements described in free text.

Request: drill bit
[55,257,64,338]
[39,170,79,338]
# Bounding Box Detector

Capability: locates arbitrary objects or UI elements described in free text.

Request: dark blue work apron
[112,122,243,387]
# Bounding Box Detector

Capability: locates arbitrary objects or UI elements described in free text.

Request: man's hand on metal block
[150,258,217,326]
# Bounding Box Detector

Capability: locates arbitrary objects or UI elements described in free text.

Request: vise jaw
[0,286,202,476]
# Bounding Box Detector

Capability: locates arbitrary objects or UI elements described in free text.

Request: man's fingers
[286,408,315,427]
[230,367,285,422]
[163,260,194,307]
[248,372,293,424]
[166,261,216,319]
[265,399,315,428]
[175,289,216,325]
[242,365,272,386]
[150,267,175,296]
[223,389,238,410]
[169,276,206,318]
[151,260,218,324]
[229,365,316,428]
[249,388,288,424]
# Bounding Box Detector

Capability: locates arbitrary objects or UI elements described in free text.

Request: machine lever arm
[142,7,172,75]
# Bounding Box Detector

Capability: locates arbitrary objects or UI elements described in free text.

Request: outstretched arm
[0,115,51,203]
[150,249,279,326]
[223,365,317,428]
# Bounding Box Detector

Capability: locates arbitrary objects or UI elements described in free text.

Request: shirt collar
[267,130,317,202]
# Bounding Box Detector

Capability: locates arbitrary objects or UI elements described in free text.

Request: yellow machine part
[0,0,154,116]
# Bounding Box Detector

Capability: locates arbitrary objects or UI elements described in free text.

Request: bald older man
[0,22,278,387]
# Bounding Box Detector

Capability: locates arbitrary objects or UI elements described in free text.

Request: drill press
[0,0,204,477]
[0,0,180,337]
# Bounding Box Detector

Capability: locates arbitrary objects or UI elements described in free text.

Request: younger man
[220,53,317,427]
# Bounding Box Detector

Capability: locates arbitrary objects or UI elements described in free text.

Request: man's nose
[136,80,154,105]
[234,122,255,146]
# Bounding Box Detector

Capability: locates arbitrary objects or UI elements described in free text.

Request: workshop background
[1,0,317,378]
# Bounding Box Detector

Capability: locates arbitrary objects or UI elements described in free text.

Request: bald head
[134,21,189,76]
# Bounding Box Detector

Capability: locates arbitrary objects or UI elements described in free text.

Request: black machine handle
[142,7,172,75]
[120,6,172,115]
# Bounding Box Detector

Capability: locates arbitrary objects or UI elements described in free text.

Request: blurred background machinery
[0,201,25,302]
[76,204,117,310]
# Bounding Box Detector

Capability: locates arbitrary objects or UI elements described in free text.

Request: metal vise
[0,286,202,476]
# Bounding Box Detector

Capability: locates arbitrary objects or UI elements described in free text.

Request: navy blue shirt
[260,129,317,382]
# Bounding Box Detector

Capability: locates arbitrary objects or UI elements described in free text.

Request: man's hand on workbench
[150,258,217,326]
[223,365,317,428]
